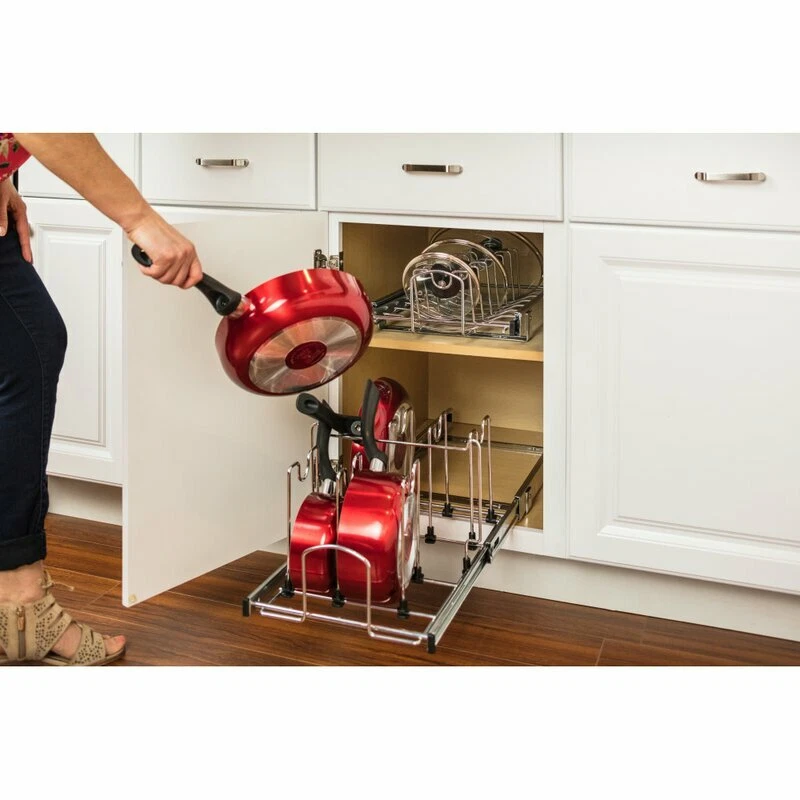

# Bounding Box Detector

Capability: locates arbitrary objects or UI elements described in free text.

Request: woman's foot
[0,560,125,662]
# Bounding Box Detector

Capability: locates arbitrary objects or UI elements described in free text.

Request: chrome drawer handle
[195,158,250,168]
[402,163,463,175]
[694,172,766,183]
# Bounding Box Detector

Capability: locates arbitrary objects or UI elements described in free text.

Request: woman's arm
[14,133,202,289]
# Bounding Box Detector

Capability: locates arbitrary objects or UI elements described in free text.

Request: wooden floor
[26,513,800,666]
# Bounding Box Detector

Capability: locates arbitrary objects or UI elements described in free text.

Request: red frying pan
[288,411,338,595]
[350,377,413,474]
[336,380,417,606]
[131,245,373,395]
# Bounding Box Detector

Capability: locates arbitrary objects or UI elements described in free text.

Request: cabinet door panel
[123,212,328,606]
[569,225,800,593]
[27,199,123,484]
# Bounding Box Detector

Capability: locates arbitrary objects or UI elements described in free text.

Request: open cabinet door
[123,212,328,606]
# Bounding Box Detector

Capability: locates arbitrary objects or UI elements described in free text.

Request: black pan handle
[296,394,362,438]
[131,244,244,317]
[315,418,336,487]
[361,379,388,470]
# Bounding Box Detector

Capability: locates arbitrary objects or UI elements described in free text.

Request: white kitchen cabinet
[123,212,330,605]
[123,209,563,606]
[569,133,800,231]
[26,198,124,485]
[318,134,563,220]
[141,133,316,210]
[18,134,138,198]
[25,131,796,641]
[568,224,800,593]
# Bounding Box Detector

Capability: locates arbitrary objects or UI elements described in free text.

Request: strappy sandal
[0,570,125,666]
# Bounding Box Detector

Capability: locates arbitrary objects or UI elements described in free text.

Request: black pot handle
[315,417,336,486]
[131,244,244,317]
[361,379,388,470]
[296,394,362,438]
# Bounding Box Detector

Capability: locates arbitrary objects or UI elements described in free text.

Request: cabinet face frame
[326,212,568,559]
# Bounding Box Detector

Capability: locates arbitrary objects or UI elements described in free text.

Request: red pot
[336,380,417,605]
[132,245,373,396]
[216,269,373,396]
[288,414,338,594]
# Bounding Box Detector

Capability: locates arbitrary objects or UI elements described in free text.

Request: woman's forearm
[14,133,153,233]
[14,133,203,289]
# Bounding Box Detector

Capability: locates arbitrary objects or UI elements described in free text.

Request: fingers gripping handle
[131,244,246,317]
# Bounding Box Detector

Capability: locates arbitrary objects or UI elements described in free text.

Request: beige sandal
[0,571,125,666]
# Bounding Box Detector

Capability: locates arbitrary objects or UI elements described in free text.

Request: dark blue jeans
[0,217,67,571]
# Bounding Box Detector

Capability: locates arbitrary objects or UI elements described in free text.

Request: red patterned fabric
[0,134,31,182]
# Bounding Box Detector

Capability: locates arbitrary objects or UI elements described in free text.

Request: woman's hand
[0,179,33,263]
[126,210,203,289]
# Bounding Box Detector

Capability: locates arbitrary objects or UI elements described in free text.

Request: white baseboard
[47,476,123,526]
[53,476,800,644]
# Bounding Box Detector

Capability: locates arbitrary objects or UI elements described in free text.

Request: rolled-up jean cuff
[0,531,47,571]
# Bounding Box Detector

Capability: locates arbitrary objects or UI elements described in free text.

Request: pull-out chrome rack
[372,229,544,342]
[242,407,543,653]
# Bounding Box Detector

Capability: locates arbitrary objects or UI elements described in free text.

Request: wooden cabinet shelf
[369,328,544,362]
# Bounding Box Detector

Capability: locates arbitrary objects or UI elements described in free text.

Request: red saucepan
[132,245,373,395]
[287,410,338,595]
[350,377,413,474]
[335,380,418,607]
[290,393,367,598]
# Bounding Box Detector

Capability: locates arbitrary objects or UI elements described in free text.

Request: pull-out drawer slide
[422,461,541,652]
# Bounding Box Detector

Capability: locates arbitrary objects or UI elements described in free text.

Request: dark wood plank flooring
[24,514,800,666]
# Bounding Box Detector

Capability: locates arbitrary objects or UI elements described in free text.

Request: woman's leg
[0,217,124,660]
[0,224,65,566]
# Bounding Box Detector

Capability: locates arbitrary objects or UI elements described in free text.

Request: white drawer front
[141,133,315,209]
[569,133,800,231]
[319,133,562,219]
[19,133,137,198]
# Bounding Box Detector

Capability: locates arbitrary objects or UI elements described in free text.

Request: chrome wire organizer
[243,407,542,653]
[373,230,544,341]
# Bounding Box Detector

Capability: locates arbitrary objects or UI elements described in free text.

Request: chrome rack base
[242,460,542,654]
[241,403,543,653]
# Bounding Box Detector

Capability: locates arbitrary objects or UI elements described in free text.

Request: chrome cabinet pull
[195,158,250,168]
[694,172,766,183]
[402,163,463,175]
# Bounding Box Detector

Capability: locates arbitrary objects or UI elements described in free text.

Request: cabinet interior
[340,222,544,531]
